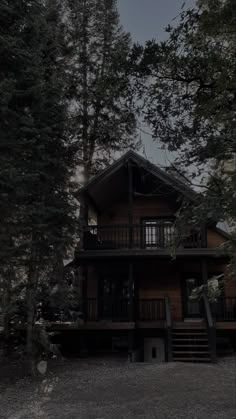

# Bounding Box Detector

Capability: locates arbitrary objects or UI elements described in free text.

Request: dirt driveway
[0,357,235,419]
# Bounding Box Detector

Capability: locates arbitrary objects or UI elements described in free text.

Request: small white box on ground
[144,338,165,363]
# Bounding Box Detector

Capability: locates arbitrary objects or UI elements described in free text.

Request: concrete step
[173,351,210,355]
[174,322,205,329]
[173,333,208,336]
[173,357,211,362]
[173,344,209,348]
[173,338,208,342]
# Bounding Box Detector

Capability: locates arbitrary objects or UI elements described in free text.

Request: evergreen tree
[138,0,236,231]
[63,0,138,181]
[0,0,77,373]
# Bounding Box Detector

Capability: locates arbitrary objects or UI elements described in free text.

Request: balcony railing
[211,297,236,322]
[87,297,129,322]
[83,224,204,250]
[139,299,166,321]
[87,298,166,322]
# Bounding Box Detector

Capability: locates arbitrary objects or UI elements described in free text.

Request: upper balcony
[75,151,229,260]
[83,222,206,252]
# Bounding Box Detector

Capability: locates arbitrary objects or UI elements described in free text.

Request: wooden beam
[201,224,207,248]
[128,160,133,248]
[201,258,208,285]
[128,330,136,361]
[129,262,134,322]
[134,275,139,324]
[82,267,88,322]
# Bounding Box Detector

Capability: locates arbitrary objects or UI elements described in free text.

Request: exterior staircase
[172,321,212,363]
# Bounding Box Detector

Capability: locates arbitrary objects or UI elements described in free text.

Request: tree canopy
[137,0,236,227]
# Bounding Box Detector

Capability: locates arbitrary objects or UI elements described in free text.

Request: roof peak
[77,149,196,201]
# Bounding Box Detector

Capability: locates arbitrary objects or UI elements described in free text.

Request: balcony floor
[47,320,236,331]
[76,247,228,263]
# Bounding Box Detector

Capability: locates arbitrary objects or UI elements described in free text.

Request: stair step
[173,351,209,355]
[173,358,211,362]
[173,338,208,341]
[173,332,207,336]
[173,344,209,348]
[174,324,205,329]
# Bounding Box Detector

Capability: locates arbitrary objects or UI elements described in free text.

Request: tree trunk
[26,248,39,376]
[2,268,14,355]
[26,293,36,375]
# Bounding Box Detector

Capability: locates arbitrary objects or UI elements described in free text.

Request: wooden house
[71,151,236,362]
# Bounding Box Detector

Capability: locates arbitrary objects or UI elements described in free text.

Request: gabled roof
[78,150,197,203]
[76,150,230,240]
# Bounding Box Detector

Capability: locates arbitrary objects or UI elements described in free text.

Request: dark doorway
[100,276,130,321]
[182,276,202,319]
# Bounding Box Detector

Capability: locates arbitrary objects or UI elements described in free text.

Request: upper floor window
[142,218,175,248]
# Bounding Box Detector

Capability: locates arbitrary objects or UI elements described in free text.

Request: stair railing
[165,297,173,362]
[202,293,217,363]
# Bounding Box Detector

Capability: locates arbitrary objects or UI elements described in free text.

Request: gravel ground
[0,357,236,419]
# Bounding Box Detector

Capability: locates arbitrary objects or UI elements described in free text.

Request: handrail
[165,296,172,362]
[202,293,216,363]
[211,297,236,322]
[84,224,204,250]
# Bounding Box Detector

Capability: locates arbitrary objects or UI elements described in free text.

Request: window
[143,219,175,248]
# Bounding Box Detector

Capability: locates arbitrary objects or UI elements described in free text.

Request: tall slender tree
[63,0,138,182]
[0,0,77,373]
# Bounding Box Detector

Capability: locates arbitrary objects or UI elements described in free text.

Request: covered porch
[79,258,235,326]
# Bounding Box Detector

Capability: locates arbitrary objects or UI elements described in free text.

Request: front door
[182,277,202,318]
[100,277,129,321]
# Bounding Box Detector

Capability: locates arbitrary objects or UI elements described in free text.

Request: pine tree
[63,0,138,181]
[138,0,236,226]
[0,0,77,373]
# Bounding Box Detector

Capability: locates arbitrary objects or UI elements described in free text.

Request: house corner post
[128,160,133,248]
[79,191,89,250]
[82,266,88,322]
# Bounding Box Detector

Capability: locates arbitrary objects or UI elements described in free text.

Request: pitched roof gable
[79,150,197,201]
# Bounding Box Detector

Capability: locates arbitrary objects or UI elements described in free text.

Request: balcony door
[100,277,129,321]
[142,218,174,249]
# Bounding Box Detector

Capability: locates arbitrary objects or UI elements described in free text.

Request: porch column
[128,262,134,322]
[128,160,133,248]
[79,191,89,250]
[128,330,136,362]
[82,266,88,322]
[201,224,207,248]
[134,276,139,323]
[201,258,208,286]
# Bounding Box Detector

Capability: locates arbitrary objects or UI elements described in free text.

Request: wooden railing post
[128,160,133,248]
[82,267,88,322]
[201,225,207,248]
[165,296,172,362]
[129,262,134,322]
[202,293,217,363]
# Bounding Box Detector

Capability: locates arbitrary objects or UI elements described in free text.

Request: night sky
[117,0,196,164]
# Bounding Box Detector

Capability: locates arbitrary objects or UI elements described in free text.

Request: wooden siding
[87,267,98,298]
[224,278,236,298]
[139,274,182,321]
[98,197,174,225]
[207,229,227,248]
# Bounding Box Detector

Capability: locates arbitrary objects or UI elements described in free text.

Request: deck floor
[48,320,236,331]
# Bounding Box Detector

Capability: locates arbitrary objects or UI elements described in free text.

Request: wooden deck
[48,321,136,331]
[75,247,229,262]
[216,322,236,330]
[46,320,236,332]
